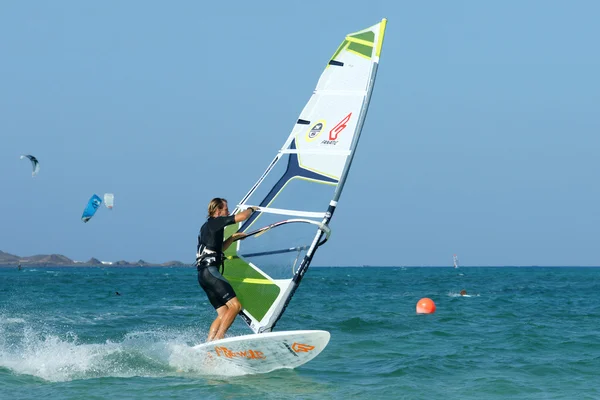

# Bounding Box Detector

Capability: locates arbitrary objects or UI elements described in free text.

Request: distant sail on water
[220,20,387,334]
[20,155,40,177]
[82,194,102,223]
[104,193,114,209]
[453,255,459,269]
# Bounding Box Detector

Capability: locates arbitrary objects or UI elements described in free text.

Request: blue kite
[81,194,102,223]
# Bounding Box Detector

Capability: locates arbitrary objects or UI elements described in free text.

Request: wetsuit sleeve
[210,215,236,230]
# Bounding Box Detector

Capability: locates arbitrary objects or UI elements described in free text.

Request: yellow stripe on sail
[243,278,275,284]
[376,18,387,58]
[227,277,276,285]
[345,36,374,48]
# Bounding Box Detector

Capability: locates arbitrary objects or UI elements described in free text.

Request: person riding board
[196,198,258,341]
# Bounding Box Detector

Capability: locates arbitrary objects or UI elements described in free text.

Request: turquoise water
[1,266,599,399]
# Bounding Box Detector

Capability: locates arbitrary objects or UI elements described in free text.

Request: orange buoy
[416,298,436,314]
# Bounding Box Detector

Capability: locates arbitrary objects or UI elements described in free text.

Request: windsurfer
[196,198,258,341]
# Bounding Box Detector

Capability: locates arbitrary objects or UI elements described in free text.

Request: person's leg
[207,305,228,341]
[201,266,241,341]
[212,297,242,340]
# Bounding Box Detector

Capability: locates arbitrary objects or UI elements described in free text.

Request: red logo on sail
[329,112,352,140]
[291,342,315,353]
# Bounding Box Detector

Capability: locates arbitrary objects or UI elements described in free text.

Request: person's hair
[207,198,227,218]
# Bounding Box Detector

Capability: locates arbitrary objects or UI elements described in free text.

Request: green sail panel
[223,224,280,321]
[347,41,373,59]
[349,30,374,43]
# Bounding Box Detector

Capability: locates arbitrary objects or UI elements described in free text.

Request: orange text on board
[214,346,266,360]
[292,342,315,353]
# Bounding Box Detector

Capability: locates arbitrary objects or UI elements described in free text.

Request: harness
[196,245,226,274]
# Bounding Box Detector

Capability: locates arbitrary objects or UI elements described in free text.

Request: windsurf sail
[20,155,40,177]
[453,255,459,269]
[104,193,114,209]
[81,194,102,223]
[221,19,387,334]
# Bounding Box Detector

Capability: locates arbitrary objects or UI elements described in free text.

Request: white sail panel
[294,96,365,179]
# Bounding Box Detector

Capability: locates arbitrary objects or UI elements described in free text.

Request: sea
[1,266,599,399]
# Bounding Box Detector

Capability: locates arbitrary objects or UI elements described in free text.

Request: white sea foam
[0,318,255,382]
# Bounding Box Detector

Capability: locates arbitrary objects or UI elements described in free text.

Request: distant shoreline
[0,264,187,268]
[0,250,188,267]
[2,250,597,268]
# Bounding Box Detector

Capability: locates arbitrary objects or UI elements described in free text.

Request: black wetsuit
[196,215,237,309]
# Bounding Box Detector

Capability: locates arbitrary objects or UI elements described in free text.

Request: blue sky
[1,1,599,266]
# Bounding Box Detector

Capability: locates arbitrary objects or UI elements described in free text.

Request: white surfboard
[193,330,330,374]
